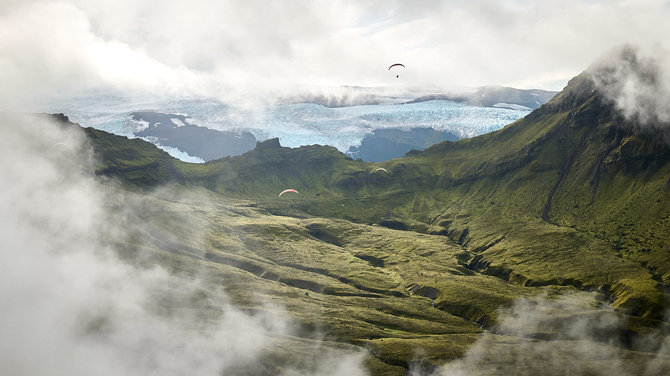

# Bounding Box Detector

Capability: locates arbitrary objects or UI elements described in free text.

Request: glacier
[48,96,531,162]
[251,100,529,152]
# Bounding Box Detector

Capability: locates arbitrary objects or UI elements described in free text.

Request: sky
[2,0,670,109]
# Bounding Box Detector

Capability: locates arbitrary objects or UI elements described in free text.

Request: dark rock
[131,111,256,161]
[348,127,459,162]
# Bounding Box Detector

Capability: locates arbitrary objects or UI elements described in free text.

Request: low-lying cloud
[590,44,670,127]
[418,291,670,376]
[0,114,368,375]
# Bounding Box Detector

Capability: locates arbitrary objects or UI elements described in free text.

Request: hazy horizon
[3,0,670,111]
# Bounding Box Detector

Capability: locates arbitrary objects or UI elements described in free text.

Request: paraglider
[388,63,405,78]
[371,167,389,174]
[278,189,299,197]
[50,142,68,150]
[48,142,70,155]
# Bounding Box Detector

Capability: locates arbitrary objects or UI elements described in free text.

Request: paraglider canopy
[371,167,389,174]
[279,189,299,197]
[50,142,69,150]
[388,63,405,78]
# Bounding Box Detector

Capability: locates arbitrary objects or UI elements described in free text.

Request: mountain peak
[255,137,283,150]
[537,45,670,143]
[540,71,599,114]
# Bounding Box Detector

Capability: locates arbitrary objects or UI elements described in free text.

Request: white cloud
[590,44,670,127]
[2,0,670,108]
[426,292,670,376]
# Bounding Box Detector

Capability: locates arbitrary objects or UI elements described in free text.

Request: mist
[412,291,670,376]
[590,44,670,129]
[0,114,368,376]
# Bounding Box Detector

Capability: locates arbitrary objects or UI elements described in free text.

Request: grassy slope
[111,187,661,374]
[100,184,669,374]
[109,188,519,372]
[83,126,188,187]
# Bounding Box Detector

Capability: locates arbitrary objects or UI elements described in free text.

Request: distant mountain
[291,86,556,162]
[347,127,459,162]
[407,86,557,109]
[287,86,557,109]
[130,111,256,161]
[55,88,536,163]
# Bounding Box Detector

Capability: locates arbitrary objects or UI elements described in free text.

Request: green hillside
[62,61,670,373]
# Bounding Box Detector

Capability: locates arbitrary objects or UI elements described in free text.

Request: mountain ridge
[282,86,557,109]
[405,85,557,109]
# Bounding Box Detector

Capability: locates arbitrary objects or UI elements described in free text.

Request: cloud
[3,0,670,110]
[0,114,369,375]
[590,44,670,127]
[417,291,670,376]
[0,1,189,109]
